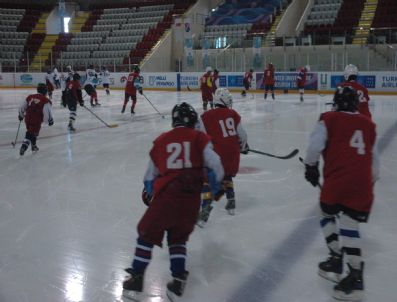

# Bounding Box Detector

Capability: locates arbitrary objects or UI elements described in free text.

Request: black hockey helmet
[37,83,48,95]
[89,64,94,69]
[214,68,219,74]
[133,64,140,73]
[73,73,81,81]
[333,86,359,112]
[171,102,198,128]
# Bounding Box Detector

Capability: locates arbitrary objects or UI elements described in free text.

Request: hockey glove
[138,87,143,95]
[48,118,54,126]
[141,188,153,206]
[79,100,84,107]
[240,142,249,154]
[305,163,320,187]
[18,115,24,121]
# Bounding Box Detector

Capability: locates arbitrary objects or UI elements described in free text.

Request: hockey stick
[11,120,22,148]
[82,105,118,128]
[142,93,165,118]
[249,148,299,159]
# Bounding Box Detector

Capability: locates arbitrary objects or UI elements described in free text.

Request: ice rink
[0,88,396,302]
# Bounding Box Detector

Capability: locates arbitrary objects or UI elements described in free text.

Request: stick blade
[108,124,119,128]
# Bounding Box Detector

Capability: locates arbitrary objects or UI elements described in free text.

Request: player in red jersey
[339,64,372,119]
[63,73,84,132]
[241,69,253,97]
[122,65,143,115]
[296,65,309,102]
[122,102,224,301]
[263,63,275,100]
[304,86,379,301]
[200,66,213,110]
[196,88,248,226]
[45,69,54,99]
[18,83,54,156]
[212,69,220,94]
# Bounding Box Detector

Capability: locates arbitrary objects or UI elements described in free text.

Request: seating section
[304,0,365,44]
[0,6,46,71]
[371,0,397,43]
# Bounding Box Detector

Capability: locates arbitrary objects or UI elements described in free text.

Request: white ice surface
[0,88,396,302]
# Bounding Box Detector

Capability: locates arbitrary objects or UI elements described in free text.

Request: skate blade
[226,209,235,216]
[166,289,181,302]
[333,289,363,301]
[196,220,207,228]
[122,290,143,301]
[318,270,341,283]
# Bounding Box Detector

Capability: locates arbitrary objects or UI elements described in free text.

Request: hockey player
[84,64,100,107]
[122,65,143,115]
[241,69,253,97]
[63,73,84,132]
[296,65,309,102]
[100,66,111,95]
[18,83,54,156]
[263,63,275,100]
[212,69,220,94]
[53,67,61,89]
[61,65,74,106]
[122,102,224,301]
[304,86,379,301]
[45,69,55,99]
[339,64,371,119]
[200,66,213,111]
[197,88,248,226]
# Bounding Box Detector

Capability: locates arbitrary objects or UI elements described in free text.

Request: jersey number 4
[167,142,192,169]
[219,118,236,137]
[350,130,365,155]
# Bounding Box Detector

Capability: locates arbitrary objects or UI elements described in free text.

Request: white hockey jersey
[84,69,99,86]
[100,70,110,84]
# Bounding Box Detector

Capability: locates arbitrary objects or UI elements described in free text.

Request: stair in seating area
[31,12,49,33]
[352,0,378,44]
[264,11,284,47]
[30,34,58,71]
[70,11,90,33]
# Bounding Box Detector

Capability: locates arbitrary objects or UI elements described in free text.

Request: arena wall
[0,71,396,94]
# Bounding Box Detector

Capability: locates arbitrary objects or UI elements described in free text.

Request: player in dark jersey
[63,73,84,132]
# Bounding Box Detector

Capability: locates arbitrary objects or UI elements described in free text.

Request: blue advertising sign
[227,75,244,87]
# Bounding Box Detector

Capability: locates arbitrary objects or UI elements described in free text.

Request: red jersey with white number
[24,94,51,126]
[264,68,275,85]
[150,127,211,195]
[201,108,241,176]
[244,72,253,83]
[125,72,140,95]
[65,80,82,103]
[320,111,376,212]
[339,80,371,119]
[296,68,307,88]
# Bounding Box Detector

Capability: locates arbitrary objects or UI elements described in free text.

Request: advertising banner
[331,75,376,89]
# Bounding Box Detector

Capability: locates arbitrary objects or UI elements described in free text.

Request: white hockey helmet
[305,65,311,72]
[214,88,233,108]
[344,64,358,80]
[66,65,72,71]
[205,66,212,72]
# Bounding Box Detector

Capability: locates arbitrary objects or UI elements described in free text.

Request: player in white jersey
[84,65,100,106]
[100,66,111,95]
[52,67,61,89]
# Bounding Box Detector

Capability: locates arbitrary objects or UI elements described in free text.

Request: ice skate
[333,263,364,301]
[225,198,235,215]
[121,105,126,113]
[300,95,304,102]
[19,143,28,156]
[196,204,213,228]
[122,268,144,301]
[68,122,76,132]
[95,102,101,106]
[31,145,39,153]
[166,272,188,302]
[131,107,135,115]
[318,252,343,282]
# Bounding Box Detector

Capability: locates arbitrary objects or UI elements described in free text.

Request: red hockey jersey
[296,67,307,88]
[200,108,242,176]
[125,71,140,95]
[339,80,371,119]
[263,68,275,85]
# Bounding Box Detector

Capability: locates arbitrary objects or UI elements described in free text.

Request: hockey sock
[31,135,37,146]
[169,243,187,277]
[201,182,213,203]
[320,212,341,255]
[264,93,267,99]
[131,237,153,274]
[22,132,32,147]
[340,214,362,270]
[224,177,235,201]
[272,92,275,99]
[69,110,76,124]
